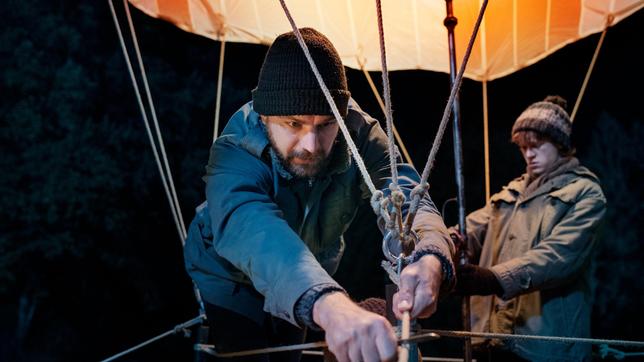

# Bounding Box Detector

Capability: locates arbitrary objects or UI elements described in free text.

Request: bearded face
[262,115,339,178]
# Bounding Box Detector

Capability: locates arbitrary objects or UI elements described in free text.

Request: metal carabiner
[382,229,419,263]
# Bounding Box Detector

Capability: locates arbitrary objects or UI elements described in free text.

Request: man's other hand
[313,292,397,362]
[392,254,442,320]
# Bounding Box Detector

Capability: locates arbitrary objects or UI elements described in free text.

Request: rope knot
[410,182,429,199]
[370,190,384,215]
[391,189,406,208]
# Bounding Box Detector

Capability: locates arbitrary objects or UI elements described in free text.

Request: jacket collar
[507,157,599,203]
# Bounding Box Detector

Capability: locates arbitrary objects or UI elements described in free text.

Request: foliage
[586,113,644,339]
[0,0,225,360]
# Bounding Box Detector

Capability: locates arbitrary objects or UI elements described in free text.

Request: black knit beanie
[252,28,351,117]
[512,95,572,151]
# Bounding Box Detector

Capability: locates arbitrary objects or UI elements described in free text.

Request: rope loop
[410,182,429,199]
[380,197,394,229]
[403,182,429,234]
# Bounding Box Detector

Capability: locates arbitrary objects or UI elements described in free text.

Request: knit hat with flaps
[512,95,572,151]
[252,28,351,117]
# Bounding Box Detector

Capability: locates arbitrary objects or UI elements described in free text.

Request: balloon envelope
[128,0,643,80]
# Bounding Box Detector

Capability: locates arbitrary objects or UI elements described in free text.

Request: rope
[100,314,206,362]
[375,0,399,190]
[213,34,226,141]
[280,0,414,262]
[194,329,644,359]
[109,0,205,342]
[419,330,644,348]
[278,0,377,195]
[482,80,490,203]
[571,15,612,122]
[357,58,415,169]
[196,341,328,358]
[108,0,185,243]
[122,0,187,241]
[404,0,489,232]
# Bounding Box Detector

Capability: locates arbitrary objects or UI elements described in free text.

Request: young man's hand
[313,292,397,362]
[392,254,442,319]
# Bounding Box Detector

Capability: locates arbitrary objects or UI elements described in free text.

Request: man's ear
[260,115,268,125]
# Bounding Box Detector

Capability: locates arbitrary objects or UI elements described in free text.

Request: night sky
[1,1,643,361]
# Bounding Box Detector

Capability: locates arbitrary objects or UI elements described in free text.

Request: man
[184,28,455,362]
[452,96,606,361]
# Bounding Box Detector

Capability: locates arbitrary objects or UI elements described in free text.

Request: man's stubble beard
[266,128,335,179]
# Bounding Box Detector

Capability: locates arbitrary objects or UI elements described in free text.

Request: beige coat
[466,159,606,361]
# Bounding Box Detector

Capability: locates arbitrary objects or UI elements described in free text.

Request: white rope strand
[278,0,377,195]
[213,35,226,140]
[357,59,415,169]
[405,0,489,230]
[109,0,205,317]
[123,0,187,241]
[108,0,184,243]
[375,0,399,189]
[418,0,488,186]
[571,16,611,122]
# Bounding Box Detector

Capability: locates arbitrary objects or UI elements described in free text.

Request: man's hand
[313,292,397,362]
[392,254,442,320]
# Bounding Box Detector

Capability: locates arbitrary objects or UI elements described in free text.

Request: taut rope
[279,0,378,196]
[403,0,489,235]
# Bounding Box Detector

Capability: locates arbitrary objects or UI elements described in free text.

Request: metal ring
[382,229,419,263]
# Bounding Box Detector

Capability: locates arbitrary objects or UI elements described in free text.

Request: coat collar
[506,158,599,203]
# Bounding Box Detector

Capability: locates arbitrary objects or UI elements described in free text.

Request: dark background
[1,1,642,361]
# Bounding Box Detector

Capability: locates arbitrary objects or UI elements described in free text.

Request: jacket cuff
[408,245,456,293]
[490,259,531,300]
[294,283,347,330]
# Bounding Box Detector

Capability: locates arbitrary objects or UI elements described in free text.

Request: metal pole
[444,1,472,362]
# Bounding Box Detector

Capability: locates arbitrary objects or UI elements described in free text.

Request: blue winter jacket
[184,100,454,326]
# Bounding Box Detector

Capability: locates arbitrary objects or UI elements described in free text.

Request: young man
[453,96,607,361]
[184,28,455,361]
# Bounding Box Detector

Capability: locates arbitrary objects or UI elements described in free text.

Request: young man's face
[262,114,340,178]
[518,140,561,178]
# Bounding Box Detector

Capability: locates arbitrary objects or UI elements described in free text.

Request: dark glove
[357,297,387,317]
[454,264,503,296]
[448,227,475,262]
